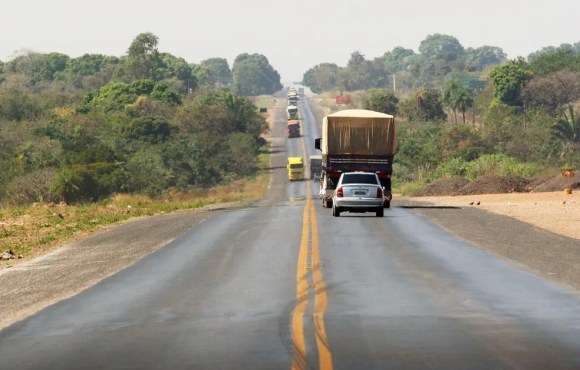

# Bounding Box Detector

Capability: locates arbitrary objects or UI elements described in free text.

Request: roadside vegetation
[302,35,580,194]
[0,32,280,259]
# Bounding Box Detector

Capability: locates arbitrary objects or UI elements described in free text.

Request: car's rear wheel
[332,205,340,217]
[376,207,384,217]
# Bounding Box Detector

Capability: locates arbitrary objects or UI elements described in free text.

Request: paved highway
[1,94,580,369]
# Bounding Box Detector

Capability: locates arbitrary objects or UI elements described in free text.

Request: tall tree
[302,63,338,93]
[419,34,465,62]
[232,53,282,96]
[381,47,415,74]
[199,58,232,86]
[489,58,531,106]
[124,32,163,81]
[364,89,398,115]
[443,80,474,123]
[464,46,506,71]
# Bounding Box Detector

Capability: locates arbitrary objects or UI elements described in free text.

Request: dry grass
[251,95,276,110]
[0,172,270,264]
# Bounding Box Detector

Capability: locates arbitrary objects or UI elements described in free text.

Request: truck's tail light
[337,187,343,198]
[376,187,383,198]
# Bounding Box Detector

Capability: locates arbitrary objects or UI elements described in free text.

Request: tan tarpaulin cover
[322,110,396,156]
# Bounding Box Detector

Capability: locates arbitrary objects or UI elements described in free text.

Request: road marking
[291,182,333,370]
[291,195,310,370]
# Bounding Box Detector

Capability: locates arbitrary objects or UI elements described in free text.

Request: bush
[6,168,58,204]
[465,154,541,179]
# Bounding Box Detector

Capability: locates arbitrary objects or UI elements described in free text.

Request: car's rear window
[341,174,378,185]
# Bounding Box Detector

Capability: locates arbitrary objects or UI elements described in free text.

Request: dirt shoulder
[399,191,580,292]
[403,191,579,240]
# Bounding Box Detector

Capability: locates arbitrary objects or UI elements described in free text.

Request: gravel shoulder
[399,191,580,292]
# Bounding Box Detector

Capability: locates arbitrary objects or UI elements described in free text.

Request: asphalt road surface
[1,93,580,370]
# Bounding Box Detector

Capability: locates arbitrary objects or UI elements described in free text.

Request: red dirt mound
[456,175,531,195]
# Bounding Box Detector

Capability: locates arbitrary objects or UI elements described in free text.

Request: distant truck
[288,88,299,105]
[287,105,299,120]
[335,94,352,105]
[315,109,396,208]
[309,155,322,181]
[287,120,300,138]
[298,87,305,96]
[287,157,304,181]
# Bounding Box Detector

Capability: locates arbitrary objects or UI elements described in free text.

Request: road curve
[0,93,580,369]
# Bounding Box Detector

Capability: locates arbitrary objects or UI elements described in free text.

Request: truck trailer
[315,109,396,208]
[287,120,301,138]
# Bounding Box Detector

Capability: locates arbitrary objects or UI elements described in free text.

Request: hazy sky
[1,0,579,82]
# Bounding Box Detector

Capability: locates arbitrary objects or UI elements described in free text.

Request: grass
[1,154,271,264]
[251,95,277,110]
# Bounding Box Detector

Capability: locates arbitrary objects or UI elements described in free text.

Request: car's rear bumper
[334,197,383,210]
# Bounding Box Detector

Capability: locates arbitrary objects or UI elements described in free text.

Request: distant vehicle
[309,155,322,180]
[287,105,299,120]
[298,87,305,96]
[335,94,352,105]
[331,172,385,217]
[287,120,300,138]
[315,109,396,208]
[287,157,304,181]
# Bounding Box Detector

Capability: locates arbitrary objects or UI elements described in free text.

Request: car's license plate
[354,190,366,196]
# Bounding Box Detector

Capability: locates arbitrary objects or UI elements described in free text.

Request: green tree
[442,80,474,123]
[489,59,531,106]
[123,32,163,81]
[302,63,338,93]
[416,88,446,121]
[364,89,398,115]
[5,52,69,84]
[200,58,233,86]
[419,34,465,62]
[464,46,506,71]
[232,53,282,96]
[381,47,415,74]
[552,105,580,157]
[529,48,580,75]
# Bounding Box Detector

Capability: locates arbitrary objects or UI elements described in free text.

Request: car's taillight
[376,187,383,198]
[337,187,343,198]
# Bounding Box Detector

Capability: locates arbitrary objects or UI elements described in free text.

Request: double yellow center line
[291,157,333,370]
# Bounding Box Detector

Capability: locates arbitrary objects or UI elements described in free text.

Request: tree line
[0,33,282,205]
[302,36,580,186]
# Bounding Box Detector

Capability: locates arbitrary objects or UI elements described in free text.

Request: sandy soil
[404,190,580,240]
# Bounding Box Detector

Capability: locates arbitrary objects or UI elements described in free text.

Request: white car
[332,172,385,217]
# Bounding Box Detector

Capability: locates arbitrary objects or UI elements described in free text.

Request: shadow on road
[399,205,462,210]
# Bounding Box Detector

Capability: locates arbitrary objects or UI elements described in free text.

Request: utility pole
[392,74,396,92]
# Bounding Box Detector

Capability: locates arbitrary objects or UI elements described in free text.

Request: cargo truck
[315,110,396,208]
[287,157,304,181]
[287,105,299,120]
[309,155,322,181]
[287,120,300,138]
